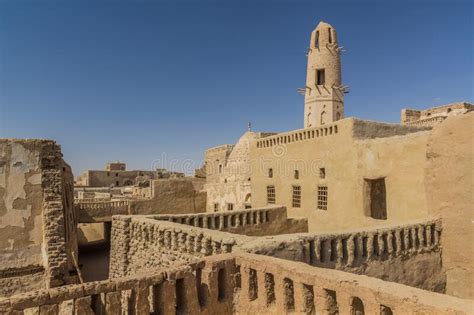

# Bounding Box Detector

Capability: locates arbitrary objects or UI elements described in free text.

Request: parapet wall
[1,253,471,314]
[154,206,308,236]
[110,210,444,292]
[243,218,445,292]
[109,216,255,278]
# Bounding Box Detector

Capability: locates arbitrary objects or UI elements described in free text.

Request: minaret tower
[303,21,346,128]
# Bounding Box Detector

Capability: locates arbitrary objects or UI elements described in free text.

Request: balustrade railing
[154,206,283,231]
[1,253,471,314]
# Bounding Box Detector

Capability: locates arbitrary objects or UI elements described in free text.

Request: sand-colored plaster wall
[0,139,77,297]
[0,141,44,269]
[425,112,474,299]
[129,178,206,215]
[250,118,430,232]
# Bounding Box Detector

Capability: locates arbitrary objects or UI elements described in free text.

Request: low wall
[75,201,130,223]
[1,253,471,315]
[154,206,308,236]
[109,214,443,293]
[109,216,255,278]
[234,253,471,315]
[243,219,445,292]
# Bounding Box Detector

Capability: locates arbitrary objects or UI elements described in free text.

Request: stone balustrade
[235,253,472,314]
[1,253,472,315]
[154,206,279,232]
[75,200,130,223]
[74,198,111,203]
[405,115,446,127]
[240,218,445,292]
[109,216,256,278]
[0,255,236,315]
[306,219,441,267]
[256,122,339,148]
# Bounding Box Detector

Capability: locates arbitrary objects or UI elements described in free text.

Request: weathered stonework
[0,253,471,315]
[0,139,77,297]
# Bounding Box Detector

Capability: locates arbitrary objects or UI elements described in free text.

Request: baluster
[347,235,355,265]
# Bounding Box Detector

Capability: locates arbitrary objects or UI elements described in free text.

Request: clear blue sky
[1,0,472,176]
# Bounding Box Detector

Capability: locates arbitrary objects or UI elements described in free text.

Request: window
[219,164,223,173]
[267,186,276,204]
[292,186,301,208]
[316,69,325,85]
[317,186,328,210]
[214,203,219,212]
[320,111,327,125]
[364,178,387,220]
[115,181,120,187]
[268,168,273,178]
[107,172,110,176]
[294,170,299,179]
[319,168,326,179]
[315,31,319,48]
[227,203,234,211]
[328,28,332,43]
[115,173,118,177]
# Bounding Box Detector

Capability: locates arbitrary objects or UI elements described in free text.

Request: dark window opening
[315,31,320,48]
[218,268,226,301]
[268,168,273,178]
[175,278,186,313]
[294,170,299,179]
[328,28,332,43]
[227,203,234,211]
[364,178,387,220]
[115,181,119,186]
[115,173,118,176]
[214,203,219,212]
[316,69,325,85]
[319,168,326,179]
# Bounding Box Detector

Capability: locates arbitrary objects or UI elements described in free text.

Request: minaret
[303,21,346,128]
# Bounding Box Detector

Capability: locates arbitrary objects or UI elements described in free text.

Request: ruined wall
[80,170,155,187]
[251,118,432,233]
[0,139,76,297]
[425,112,474,299]
[401,102,473,126]
[129,178,206,215]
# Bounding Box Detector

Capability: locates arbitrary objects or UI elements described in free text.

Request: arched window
[307,113,312,127]
[321,111,327,125]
